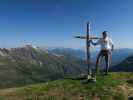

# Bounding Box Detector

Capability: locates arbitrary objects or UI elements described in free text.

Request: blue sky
[0,0,133,49]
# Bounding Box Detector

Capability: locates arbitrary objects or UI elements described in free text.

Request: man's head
[102,31,108,39]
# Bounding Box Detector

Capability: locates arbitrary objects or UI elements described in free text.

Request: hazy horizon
[1,43,133,51]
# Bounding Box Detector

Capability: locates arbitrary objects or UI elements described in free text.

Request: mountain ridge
[48,47,133,66]
[111,55,133,72]
[0,45,87,88]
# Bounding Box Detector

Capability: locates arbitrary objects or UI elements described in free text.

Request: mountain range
[0,45,87,88]
[0,45,133,89]
[49,48,133,66]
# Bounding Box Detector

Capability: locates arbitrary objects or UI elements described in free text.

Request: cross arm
[75,36,101,40]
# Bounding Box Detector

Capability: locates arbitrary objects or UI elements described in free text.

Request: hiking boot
[87,76,96,82]
[91,76,96,82]
[87,74,92,80]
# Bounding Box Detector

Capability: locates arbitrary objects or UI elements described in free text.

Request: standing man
[90,31,114,75]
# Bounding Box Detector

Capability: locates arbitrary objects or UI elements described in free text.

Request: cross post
[75,22,100,77]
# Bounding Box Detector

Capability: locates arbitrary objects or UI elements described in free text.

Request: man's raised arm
[90,39,100,46]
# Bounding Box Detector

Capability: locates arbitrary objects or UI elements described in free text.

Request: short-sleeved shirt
[96,37,113,50]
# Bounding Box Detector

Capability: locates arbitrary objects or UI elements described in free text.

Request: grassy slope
[0,72,133,100]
